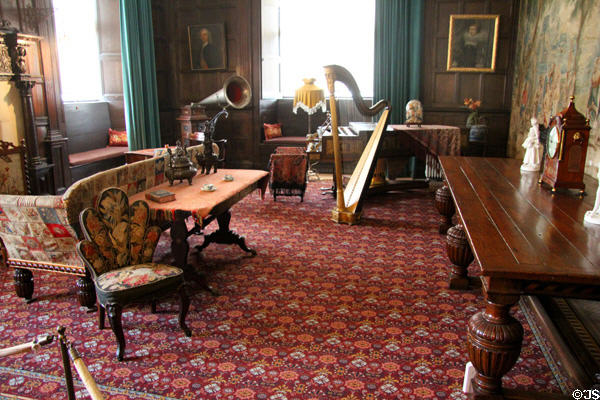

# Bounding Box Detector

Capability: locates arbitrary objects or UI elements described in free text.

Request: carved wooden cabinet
[0,25,67,194]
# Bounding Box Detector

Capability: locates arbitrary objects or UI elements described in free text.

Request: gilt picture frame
[447,14,499,72]
[188,23,226,71]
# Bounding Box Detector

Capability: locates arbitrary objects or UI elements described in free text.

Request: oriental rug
[0,182,560,399]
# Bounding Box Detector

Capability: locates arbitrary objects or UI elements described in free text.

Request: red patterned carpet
[0,181,560,399]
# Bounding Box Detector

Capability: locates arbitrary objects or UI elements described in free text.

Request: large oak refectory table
[436,157,599,398]
[130,169,269,291]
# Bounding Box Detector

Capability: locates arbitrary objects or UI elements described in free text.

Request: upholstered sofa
[0,144,204,309]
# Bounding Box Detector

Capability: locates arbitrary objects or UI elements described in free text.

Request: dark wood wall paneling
[152,0,260,169]
[152,1,379,169]
[0,0,521,175]
[0,0,41,35]
[151,0,174,146]
[422,0,519,156]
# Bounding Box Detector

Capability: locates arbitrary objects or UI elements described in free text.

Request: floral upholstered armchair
[76,187,191,361]
[268,146,308,201]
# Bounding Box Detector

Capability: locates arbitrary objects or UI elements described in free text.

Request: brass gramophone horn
[193,75,252,109]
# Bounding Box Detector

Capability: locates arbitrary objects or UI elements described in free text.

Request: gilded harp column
[324,68,347,219]
[323,65,390,225]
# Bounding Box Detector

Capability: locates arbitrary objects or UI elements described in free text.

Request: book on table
[145,189,176,203]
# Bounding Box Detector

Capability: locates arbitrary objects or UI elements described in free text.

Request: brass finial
[57,325,66,338]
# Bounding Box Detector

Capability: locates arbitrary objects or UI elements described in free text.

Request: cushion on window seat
[264,136,307,144]
[69,146,129,166]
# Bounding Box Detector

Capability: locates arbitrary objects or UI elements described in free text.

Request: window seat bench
[65,101,127,184]
[69,146,128,166]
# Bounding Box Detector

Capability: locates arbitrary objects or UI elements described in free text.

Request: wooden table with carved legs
[437,156,600,398]
[130,169,269,294]
[170,209,257,294]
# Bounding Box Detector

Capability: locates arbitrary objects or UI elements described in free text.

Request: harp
[324,65,390,224]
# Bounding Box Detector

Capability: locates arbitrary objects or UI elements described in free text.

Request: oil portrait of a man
[188,24,226,71]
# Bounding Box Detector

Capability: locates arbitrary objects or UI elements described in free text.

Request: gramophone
[192,75,252,174]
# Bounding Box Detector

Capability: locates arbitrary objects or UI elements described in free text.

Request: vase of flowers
[464,98,487,143]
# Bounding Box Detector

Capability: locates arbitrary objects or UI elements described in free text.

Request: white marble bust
[584,165,600,225]
[520,117,544,172]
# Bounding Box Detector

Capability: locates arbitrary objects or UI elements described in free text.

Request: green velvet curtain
[374,0,424,124]
[119,0,161,150]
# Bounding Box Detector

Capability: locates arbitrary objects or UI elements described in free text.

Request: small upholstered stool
[268,146,308,201]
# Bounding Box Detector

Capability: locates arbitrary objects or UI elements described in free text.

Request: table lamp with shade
[293,78,326,135]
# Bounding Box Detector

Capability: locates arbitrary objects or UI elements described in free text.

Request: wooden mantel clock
[539,96,590,194]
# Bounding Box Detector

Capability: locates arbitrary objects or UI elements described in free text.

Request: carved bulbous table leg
[435,185,455,234]
[467,297,523,395]
[14,268,34,303]
[446,224,473,290]
[76,275,97,312]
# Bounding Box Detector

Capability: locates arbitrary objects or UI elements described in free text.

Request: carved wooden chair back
[78,187,162,278]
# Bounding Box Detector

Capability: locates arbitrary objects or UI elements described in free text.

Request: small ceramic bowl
[201,184,216,192]
[223,174,234,181]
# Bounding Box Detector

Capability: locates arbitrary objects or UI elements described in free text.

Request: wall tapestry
[509,0,600,177]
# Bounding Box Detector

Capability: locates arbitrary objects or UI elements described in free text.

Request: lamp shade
[293,78,326,115]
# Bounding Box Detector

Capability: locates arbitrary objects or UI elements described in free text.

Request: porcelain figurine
[520,117,544,172]
[405,99,423,127]
[584,166,600,225]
